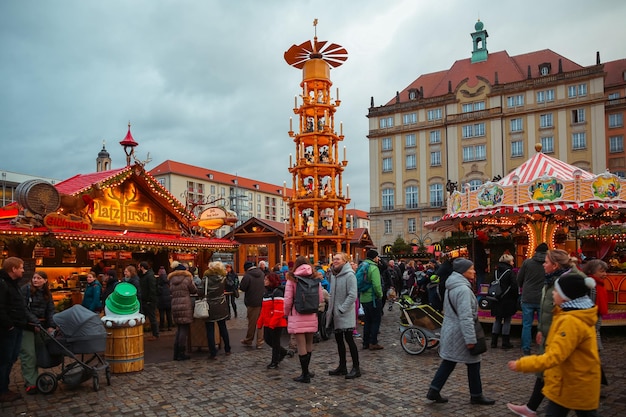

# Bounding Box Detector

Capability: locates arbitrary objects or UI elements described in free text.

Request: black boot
[306,352,315,378]
[328,364,347,376]
[178,346,190,361]
[490,333,499,348]
[501,335,513,350]
[426,388,448,403]
[345,367,361,379]
[293,354,311,383]
[470,395,496,405]
[278,347,288,363]
[173,343,179,361]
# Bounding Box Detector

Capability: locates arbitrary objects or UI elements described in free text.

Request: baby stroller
[36,305,111,394]
[397,298,443,355]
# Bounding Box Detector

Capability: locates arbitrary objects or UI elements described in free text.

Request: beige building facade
[367,20,625,255]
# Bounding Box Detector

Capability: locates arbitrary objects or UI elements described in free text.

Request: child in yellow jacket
[508,272,600,416]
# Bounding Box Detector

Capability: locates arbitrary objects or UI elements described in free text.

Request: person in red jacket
[257,272,290,369]
[582,259,609,389]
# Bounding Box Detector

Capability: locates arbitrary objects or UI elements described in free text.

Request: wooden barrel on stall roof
[15,179,60,215]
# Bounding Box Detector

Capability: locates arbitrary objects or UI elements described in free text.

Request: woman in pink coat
[284,256,323,383]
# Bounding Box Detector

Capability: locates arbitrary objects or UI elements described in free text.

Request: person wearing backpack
[284,256,323,383]
[489,253,518,349]
[359,249,384,350]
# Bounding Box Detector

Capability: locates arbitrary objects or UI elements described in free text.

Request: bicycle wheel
[400,327,427,355]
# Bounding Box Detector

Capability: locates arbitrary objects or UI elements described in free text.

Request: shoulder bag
[447,292,487,356]
[193,277,210,319]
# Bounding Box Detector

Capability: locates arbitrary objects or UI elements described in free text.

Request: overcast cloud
[1,0,625,212]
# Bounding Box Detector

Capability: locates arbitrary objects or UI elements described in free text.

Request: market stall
[427,144,626,325]
[0,163,238,309]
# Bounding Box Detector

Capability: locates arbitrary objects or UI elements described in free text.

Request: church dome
[474,20,484,31]
[98,145,110,158]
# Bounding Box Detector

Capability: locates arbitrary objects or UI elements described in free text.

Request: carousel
[427,144,626,325]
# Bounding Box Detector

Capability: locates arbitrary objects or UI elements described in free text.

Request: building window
[462,122,486,138]
[462,101,485,113]
[537,89,555,103]
[384,219,392,234]
[506,94,524,107]
[382,137,392,151]
[403,113,417,124]
[408,218,416,234]
[510,118,523,132]
[405,134,416,147]
[462,145,487,162]
[468,179,483,191]
[608,92,620,100]
[568,83,587,98]
[540,113,553,128]
[430,151,441,166]
[541,137,554,153]
[572,109,586,124]
[382,188,394,211]
[406,154,416,170]
[609,113,624,128]
[429,184,443,207]
[427,108,442,121]
[382,158,393,172]
[405,186,418,209]
[210,185,216,194]
[511,140,524,157]
[379,117,393,128]
[609,135,624,153]
[572,132,586,150]
[158,178,165,187]
[429,130,441,144]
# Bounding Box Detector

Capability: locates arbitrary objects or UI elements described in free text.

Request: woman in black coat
[490,254,518,349]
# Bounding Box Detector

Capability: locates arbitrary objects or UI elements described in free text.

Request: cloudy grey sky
[1,0,625,212]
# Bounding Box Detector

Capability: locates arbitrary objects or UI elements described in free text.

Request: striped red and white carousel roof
[498,152,594,186]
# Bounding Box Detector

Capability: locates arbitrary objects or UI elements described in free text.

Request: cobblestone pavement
[2,298,624,416]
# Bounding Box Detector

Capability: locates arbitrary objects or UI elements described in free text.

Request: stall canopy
[0,164,237,251]
[426,145,626,253]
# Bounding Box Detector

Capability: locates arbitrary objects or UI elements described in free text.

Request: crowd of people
[0,243,610,415]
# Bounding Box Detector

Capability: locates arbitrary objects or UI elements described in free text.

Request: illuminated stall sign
[93,182,165,228]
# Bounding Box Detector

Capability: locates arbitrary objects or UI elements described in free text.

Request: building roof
[386,49,584,104]
[150,160,293,197]
[604,58,626,87]
[344,208,369,219]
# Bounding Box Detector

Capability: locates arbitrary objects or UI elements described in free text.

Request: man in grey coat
[426,258,495,406]
[516,242,549,355]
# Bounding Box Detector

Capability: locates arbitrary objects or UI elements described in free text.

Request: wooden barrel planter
[105,325,144,373]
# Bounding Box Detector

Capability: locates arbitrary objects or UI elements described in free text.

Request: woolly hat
[170,260,180,270]
[174,262,187,271]
[554,273,589,301]
[535,243,549,253]
[243,261,255,271]
[554,272,589,301]
[366,249,379,260]
[452,257,473,274]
